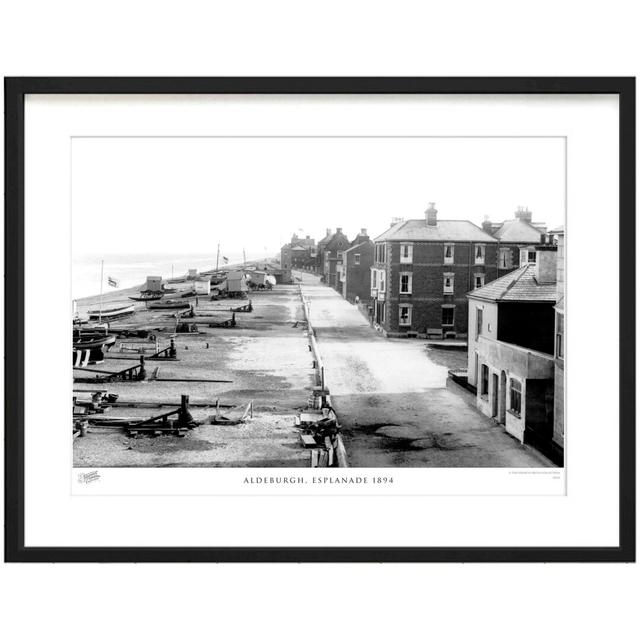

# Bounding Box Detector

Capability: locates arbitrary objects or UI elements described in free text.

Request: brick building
[465,240,561,464]
[371,204,547,338]
[316,228,333,274]
[341,238,374,302]
[321,227,351,288]
[280,233,317,273]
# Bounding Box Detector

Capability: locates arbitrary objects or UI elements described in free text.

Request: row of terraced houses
[281,204,565,465]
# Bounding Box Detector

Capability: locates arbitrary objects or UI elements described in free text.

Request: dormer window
[519,247,537,266]
[474,244,485,265]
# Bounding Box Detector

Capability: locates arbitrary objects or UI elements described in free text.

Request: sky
[72,136,565,258]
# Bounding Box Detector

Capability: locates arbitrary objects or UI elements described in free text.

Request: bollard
[138,355,146,380]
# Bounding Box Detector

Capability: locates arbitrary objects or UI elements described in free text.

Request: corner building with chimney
[371,204,546,339]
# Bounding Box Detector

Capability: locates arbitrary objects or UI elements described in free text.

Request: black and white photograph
[71,135,566,470]
[5,76,633,565]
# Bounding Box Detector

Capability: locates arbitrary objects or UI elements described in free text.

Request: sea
[72,251,263,299]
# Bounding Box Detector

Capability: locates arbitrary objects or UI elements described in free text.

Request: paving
[73,282,315,467]
[298,271,552,468]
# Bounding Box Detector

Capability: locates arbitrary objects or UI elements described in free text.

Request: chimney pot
[336,227,343,233]
[515,206,532,223]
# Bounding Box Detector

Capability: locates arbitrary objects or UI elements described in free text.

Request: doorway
[498,371,507,424]
[491,373,499,417]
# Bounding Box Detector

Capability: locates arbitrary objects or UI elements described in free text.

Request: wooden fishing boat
[147,300,193,310]
[73,333,116,350]
[129,291,165,302]
[87,304,135,320]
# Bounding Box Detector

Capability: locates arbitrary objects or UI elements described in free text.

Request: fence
[298,282,348,468]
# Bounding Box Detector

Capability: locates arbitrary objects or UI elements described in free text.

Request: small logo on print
[78,470,101,484]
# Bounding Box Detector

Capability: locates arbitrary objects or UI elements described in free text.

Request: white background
[29,94,608,539]
[1,2,638,639]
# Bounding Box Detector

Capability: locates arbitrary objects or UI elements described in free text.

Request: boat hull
[87,305,135,320]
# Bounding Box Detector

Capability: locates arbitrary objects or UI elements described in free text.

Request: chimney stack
[515,206,532,223]
[425,202,438,227]
[482,215,494,234]
[535,245,558,284]
[361,228,367,235]
[336,227,343,234]
[425,202,438,226]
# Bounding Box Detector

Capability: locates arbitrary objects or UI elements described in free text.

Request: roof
[325,231,350,251]
[374,219,496,242]
[318,231,334,245]
[344,239,373,254]
[291,245,308,251]
[492,219,543,243]
[467,264,557,303]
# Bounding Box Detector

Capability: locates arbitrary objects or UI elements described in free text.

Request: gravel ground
[298,271,553,468]
[74,283,314,467]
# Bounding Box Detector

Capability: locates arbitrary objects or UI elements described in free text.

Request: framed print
[4,77,635,562]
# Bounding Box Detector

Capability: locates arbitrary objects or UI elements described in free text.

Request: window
[476,308,483,337]
[337,251,344,260]
[443,274,454,294]
[400,272,412,294]
[379,270,386,293]
[371,269,377,290]
[509,378,522,416]
[520,247,537,266]
[499,247,511,269]
[399,305,412,326]
[474,273,485,289]
[556,313,564,359]
[354,254,361,265]
[442,306,454,326]
[375,243,387,263]
[481,364,489,396]
[474,244,485,265]
[400,243,413,264]
[444,243,454,264]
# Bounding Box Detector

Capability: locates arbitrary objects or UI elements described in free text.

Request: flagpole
[98,259,104,324]
[216,243,220,271]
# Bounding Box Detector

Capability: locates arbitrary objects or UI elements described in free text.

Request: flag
[223,256,229,264]
[107,276,119,288]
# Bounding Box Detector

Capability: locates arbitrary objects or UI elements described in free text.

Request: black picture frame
[4,77,635,563]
